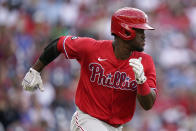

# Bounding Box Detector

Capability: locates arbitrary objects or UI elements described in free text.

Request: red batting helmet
[111,7,154,40]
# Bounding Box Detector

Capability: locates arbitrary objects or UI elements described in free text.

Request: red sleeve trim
[57,36,66,52]
[137,82,151,96]
[57,36,70,59]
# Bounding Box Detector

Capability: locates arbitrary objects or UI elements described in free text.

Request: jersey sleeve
[143,55,157,92]
[57,36,96,61]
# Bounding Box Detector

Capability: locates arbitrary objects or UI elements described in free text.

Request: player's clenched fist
[22,68,44,92]
[129,57,147,84]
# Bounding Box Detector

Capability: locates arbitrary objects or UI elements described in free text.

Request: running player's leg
[70,110,108,131]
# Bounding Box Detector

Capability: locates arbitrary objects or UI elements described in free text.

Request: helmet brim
[133,23,155,30]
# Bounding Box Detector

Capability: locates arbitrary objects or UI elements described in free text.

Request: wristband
[137,82,151,96]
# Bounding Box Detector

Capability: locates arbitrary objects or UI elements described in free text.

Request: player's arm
[33,38,60,72]
[22,38,60,92]
[129,57,156,110]
[137,88,156,110]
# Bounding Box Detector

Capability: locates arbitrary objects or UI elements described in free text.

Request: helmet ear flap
[120,27,136,40]
[111,15,136,40]
[128,28,136,40]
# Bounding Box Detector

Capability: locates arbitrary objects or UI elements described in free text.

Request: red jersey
[57,36,156,125]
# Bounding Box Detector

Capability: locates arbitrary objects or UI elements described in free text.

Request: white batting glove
[22,68,44,92]
[129,57,147,84]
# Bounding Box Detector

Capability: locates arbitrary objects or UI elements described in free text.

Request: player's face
[129,28,145,52]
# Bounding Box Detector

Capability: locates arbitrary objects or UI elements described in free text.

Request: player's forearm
[32,38,60,72]
[137,89,156,110]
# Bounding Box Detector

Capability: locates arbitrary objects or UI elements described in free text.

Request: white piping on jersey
[63,36,70,59]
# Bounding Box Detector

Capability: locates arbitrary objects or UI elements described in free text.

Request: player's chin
[135,47,144,52]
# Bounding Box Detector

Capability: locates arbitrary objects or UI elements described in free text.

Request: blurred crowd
[0,0,196,131]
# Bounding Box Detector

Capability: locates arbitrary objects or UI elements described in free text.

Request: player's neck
[112,41,132,60]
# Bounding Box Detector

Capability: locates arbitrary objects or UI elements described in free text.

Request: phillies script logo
[89,63,137,91]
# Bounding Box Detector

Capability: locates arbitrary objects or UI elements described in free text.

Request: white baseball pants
[70,108,123,131]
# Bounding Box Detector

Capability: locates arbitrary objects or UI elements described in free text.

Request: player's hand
[22,68,44,92]
[129,57,146,84]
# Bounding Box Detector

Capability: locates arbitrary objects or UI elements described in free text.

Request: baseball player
[22,7,157,131]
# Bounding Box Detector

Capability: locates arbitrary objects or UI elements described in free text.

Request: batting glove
[22,68,44,92]
[129,57,147,84]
